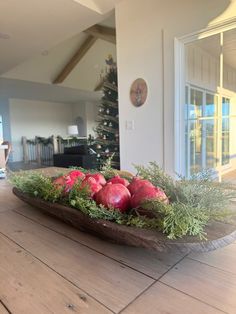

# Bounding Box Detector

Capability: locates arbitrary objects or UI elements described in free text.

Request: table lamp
[67,125,79,137]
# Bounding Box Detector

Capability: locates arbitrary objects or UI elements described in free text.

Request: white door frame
[174,17,236,177]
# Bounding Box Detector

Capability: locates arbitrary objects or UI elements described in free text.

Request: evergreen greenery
[10,172,62,202]
[93,56,120,169]
[10,161,236,240]
[135,162,236,238]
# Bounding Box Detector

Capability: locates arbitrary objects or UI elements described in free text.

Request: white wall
[9,99,74,161]
[85,101,99,137]
[115,0,235,174]
[71,101,99,137]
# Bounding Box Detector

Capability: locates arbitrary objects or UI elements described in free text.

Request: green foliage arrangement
[136,162,236,239]
[10,172,62,203]
[10,161,236,240]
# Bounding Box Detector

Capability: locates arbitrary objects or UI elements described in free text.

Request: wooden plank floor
[0,172,236,313]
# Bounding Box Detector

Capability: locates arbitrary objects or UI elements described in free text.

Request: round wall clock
[130,78,148,107]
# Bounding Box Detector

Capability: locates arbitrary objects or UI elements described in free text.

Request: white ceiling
[73,0,119,14]
[0,77,101,103]
[0,0,118,74]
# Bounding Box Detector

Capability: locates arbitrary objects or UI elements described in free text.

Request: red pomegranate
[53,175,75,193]
[95,183,131,212]
[85,173,106,186]
[81,177,102,197]
[68,170,85,181]
[127,177,154,195]
[131,185,168,208]
[107,175,129,187]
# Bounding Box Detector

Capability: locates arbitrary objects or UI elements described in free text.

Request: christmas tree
[94,56,120,169]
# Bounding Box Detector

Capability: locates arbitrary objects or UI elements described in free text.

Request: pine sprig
[10,172,62,202]
[136,162,236,238]
[69,196,162,230]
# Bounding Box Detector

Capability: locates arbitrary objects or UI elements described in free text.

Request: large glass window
[184,29,236,178]
[185,87,218,176]
[222,97,230,165]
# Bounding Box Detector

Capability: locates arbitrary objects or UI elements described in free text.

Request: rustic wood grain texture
[0,210,153,313]
[160,258,236,313]
[0,181,25,212]
[121,282,224,314]
[188,243,236,274]
[14,204,185,279]
[0,234,112,314]
[13,187,236,253]
[84,25,116,44]
[53,36,97,84]
[0,302,9,314]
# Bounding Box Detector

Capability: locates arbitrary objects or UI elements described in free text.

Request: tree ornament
[94,58,120,169]
[97,153,101,158]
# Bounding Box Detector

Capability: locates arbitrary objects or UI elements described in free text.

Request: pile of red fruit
[53,170,168,213]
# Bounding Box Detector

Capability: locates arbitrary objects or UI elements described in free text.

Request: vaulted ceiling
[0,0,119,74]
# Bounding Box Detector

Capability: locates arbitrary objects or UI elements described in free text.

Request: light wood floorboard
[189,243,236,275]
[0,234,112,314]
[160,258,236,313]
[0,180,25,212]
[121,282,225,314]
[0,210,153,313]
[14,204,185,279]
[0,302,9,314]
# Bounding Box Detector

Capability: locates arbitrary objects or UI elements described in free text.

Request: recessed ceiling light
[0,33,10,39]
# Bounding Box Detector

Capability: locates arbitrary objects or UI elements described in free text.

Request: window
[179,26,236,178]
[185,87,218,176]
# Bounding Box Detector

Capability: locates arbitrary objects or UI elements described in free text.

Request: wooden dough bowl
[13,187,236,254]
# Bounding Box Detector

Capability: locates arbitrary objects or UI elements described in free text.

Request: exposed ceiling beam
[53,35,97,84]
[84,24,116,44]
[94,79,104,91]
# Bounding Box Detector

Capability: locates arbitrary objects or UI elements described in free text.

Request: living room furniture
[53,145,96,169]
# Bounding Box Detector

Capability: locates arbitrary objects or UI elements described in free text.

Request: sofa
[53,145,96,169]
